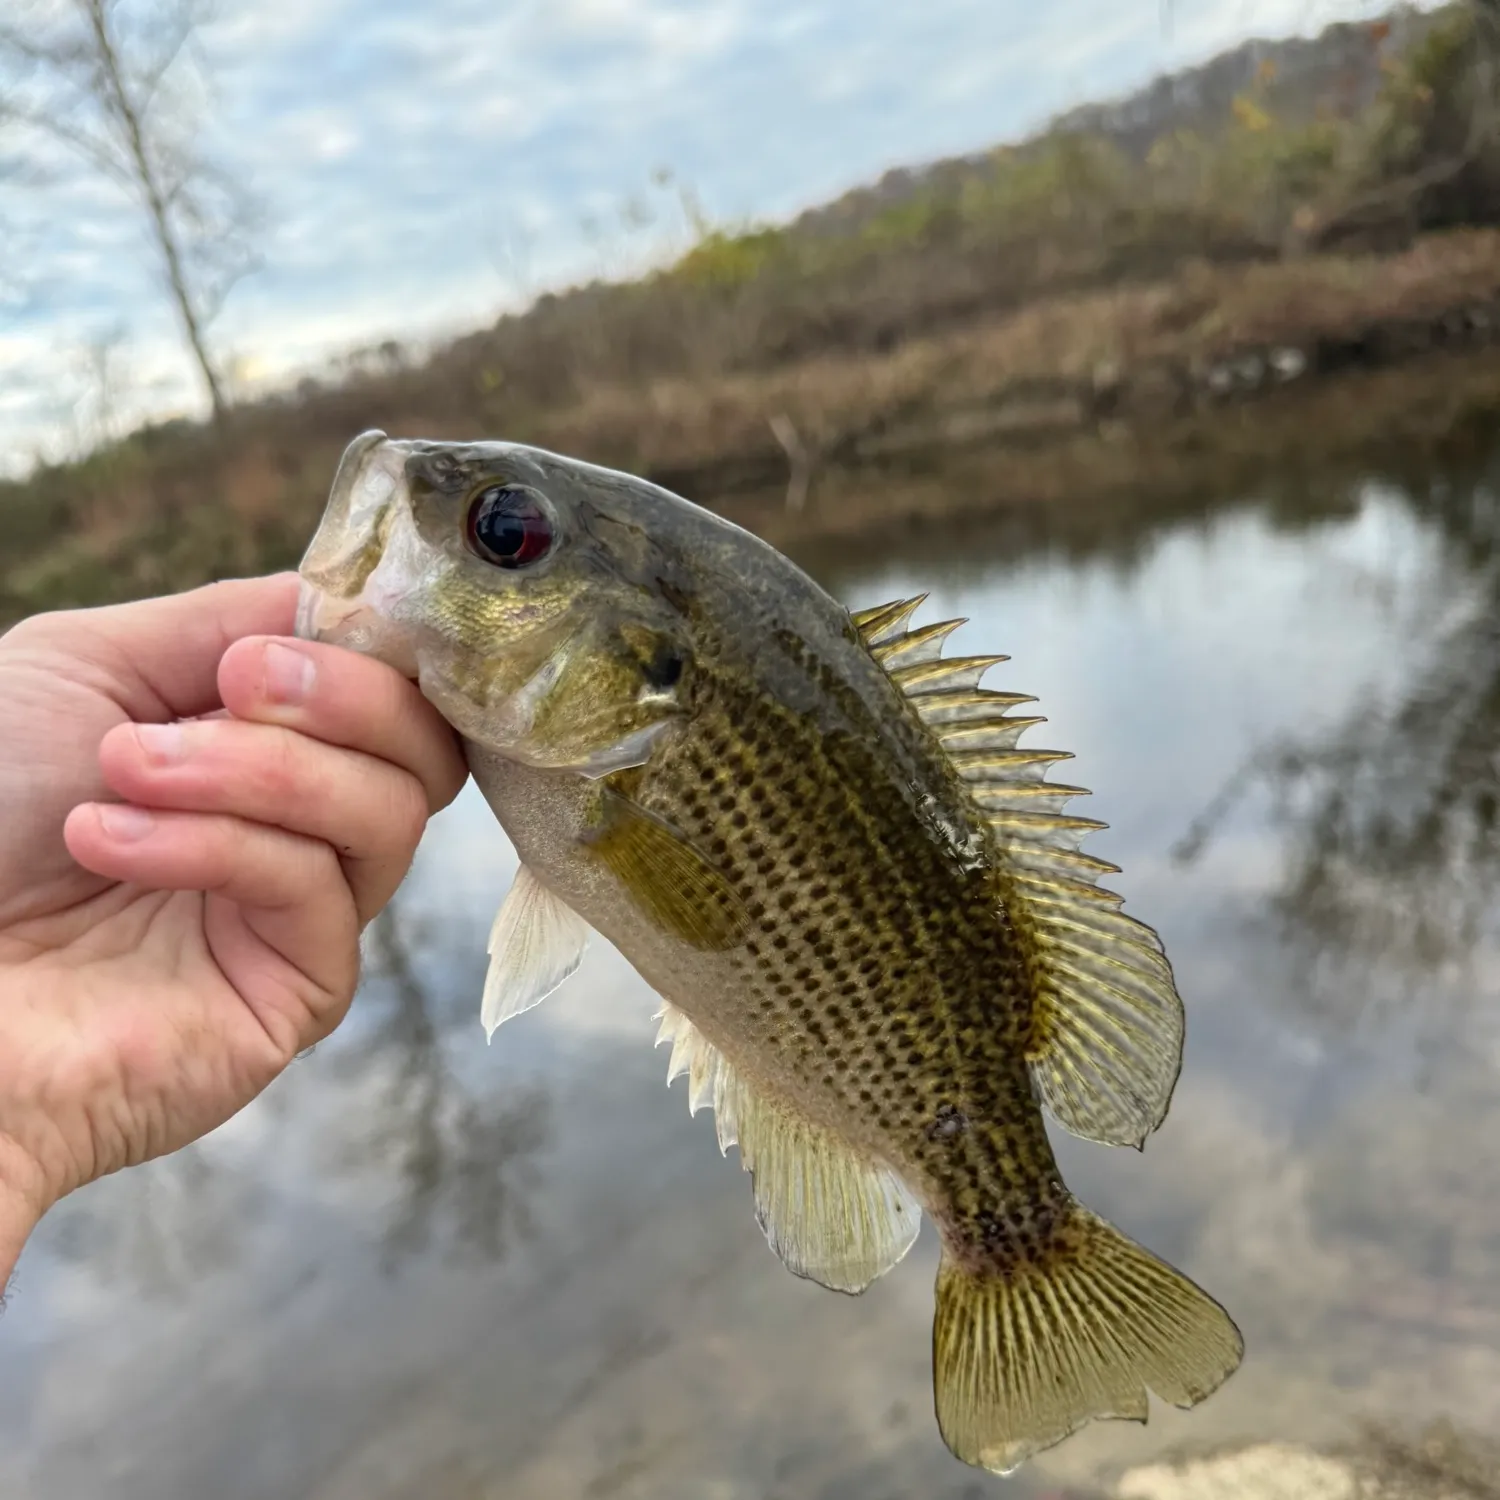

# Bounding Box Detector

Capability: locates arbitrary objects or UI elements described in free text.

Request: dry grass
[510,228,1500,480]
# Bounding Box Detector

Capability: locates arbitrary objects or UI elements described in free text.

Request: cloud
[0,0,1444,468]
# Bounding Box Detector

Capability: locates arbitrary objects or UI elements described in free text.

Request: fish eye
[465,485,554,569]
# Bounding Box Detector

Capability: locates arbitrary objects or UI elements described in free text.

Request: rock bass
[295,430,1243,1475]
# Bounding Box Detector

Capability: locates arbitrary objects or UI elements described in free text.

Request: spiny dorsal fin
[871,618,965,670]
[850,595,927,646]
[848,596,1186,1150]
[653,1002,921,1292]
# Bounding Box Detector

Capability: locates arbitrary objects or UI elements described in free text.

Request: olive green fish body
[472,632,1059,1240]
[297,431,1243,1477]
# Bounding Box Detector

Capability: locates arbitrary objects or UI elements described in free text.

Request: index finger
[217,635,468,814]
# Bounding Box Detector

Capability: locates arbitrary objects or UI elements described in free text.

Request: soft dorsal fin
[850,596,1185,1150]
[653,1003,921,1292]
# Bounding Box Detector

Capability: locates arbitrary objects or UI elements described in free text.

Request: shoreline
[3,233,1500,624]
[626,233,1500,542]
[711,347,1500,566]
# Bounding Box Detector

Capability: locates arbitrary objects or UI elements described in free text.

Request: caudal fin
[932,1199,1243,1475]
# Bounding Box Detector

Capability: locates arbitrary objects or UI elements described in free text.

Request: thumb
[37,574,302,723]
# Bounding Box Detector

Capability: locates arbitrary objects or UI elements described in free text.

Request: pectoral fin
[481,864,591,1040]
[584,788,748,951]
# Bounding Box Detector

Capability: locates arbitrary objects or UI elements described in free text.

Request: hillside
[794,4,1444,237]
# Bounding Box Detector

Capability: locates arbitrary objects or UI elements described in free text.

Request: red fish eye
[465,486,554,568]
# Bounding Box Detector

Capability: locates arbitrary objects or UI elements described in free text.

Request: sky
[0,0,1421,471]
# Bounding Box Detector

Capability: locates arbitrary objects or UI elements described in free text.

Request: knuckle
[389,776,430,849]
[1,611,78,661]
[271,828,341,904]
[1,613,51,650]
[248,728,307,804]
[305,835,344,890]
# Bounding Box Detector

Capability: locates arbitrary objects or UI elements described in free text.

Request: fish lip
[297,429,435,681]
[293,576,326,643]
[294,579,422,680]
[298,427,398,587]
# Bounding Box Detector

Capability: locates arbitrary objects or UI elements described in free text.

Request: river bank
[546,229,1500,513]
[1107,1426,1500,1500]
[4,231,1500,629]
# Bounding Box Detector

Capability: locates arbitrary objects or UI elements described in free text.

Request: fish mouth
[295,428,425,679]
[328,427,390,509]
[295,577,422,680]
[293,575,331,642]
[298,428,406,587]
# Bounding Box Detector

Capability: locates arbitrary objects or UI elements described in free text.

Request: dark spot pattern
[619,623,1070,1268]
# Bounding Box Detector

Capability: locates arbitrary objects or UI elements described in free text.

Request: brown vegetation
[2,1,1498,625]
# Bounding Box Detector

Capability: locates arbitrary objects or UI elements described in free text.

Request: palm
[4,892,293,1191]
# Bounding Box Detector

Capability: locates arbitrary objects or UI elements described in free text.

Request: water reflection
[39,1143,264,1298]
[30,897,550,1302]
[6,432,1500,1498]
[1173,441,1500,1025]
[342,905,550,1272]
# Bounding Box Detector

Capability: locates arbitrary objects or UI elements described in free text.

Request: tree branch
[73,0,228,418]
[0,0,252,427]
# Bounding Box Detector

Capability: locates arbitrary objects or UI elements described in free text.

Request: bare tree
[0,0,257,423]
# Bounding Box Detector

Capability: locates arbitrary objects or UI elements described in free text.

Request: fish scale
[642,658,1030,1175]
[296,429,1244,1478]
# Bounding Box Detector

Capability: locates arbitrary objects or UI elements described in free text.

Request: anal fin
[654,1003,921,1293]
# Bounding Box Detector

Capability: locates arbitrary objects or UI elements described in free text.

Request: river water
[4,436,1500,1499]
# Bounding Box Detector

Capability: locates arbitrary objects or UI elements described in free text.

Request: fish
[295,429,1244,1476]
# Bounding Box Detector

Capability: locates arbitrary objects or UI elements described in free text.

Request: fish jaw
[293,575,422,680]
[295,430,685,776]
[299,429,402,596]
[295,429,430,677]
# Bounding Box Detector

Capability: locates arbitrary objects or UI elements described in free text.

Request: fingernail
[265,642,316,705]
[134,721,185,765]
[98,804,156,841]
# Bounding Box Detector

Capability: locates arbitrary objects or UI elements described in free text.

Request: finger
[217,636,467,815]
[14,575,300,722]
[63,802,359,1056]
[98,716,430,923]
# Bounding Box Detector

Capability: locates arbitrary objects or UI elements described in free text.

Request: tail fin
[932,1199,1243,1475]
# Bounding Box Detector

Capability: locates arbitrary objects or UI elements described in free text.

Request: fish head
[297,429,702,777]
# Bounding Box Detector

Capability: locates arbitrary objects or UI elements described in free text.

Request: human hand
[0,575,467,1286]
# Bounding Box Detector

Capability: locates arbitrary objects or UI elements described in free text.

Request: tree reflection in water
[41,1139,263,1298]
[44,896,551,1293]
[1167,440,1500,1372]
[1173,440,1500,1030]
[347,901,550,1272]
